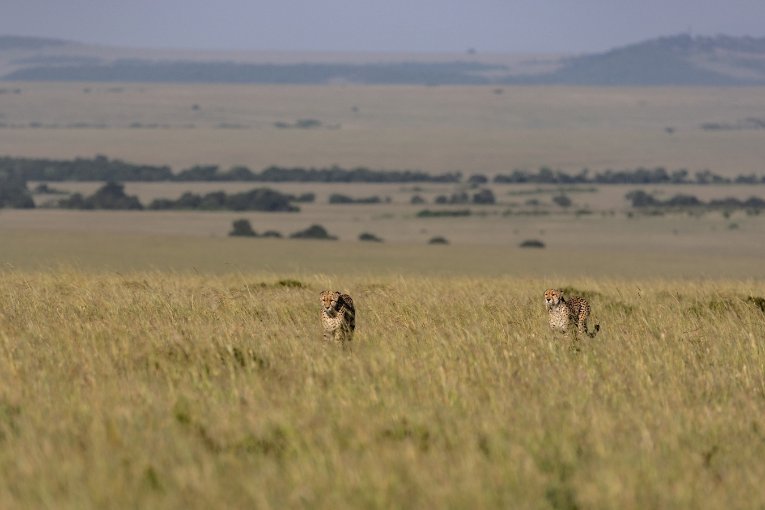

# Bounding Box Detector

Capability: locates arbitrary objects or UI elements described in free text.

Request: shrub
[417,209,471,218]
[329,194,382,204]
[261,230,283,238]
[290,224,337,240]
[229,219,257,237]
[32,183,67,195]
[428,236,449,245]
[552,194,572,208]
[59,181,142,210]
[0,173,35,208]
[472,188,496,204]
[519,239,545,248]
[148,188,298,212]
[359,232,384,242]
[289,193,315,203]
[468,174,488,185]
[410,195,426,205]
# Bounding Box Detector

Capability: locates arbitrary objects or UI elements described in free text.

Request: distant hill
[523,34,765,85]
[2,34,765,85]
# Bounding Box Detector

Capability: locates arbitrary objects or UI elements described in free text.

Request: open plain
[2,81,765,508]
[1,83,765,174]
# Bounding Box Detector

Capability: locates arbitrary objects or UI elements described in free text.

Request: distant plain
[1,83,764,174]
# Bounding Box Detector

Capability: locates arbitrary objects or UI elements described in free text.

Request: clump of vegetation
[552,194,572,208]
[626,190,765,211]
[5,156,765,184]
[328,194,384,204]
[519,239,545,248]
[149,188,299,212]
[434,189,496,205]
[417,209,471,218]
[472,188,496,204]
[229,219,257,237]
[410,195,426,205]
[359,232,384,242]
[468,174,488,185]
[290,224,337,240]
[59,181,143,210]
[32,183,67,195]
[428,236,449,244]
[0,172,35,208]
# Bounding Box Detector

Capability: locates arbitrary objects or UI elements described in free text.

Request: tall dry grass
[0,270,764,508]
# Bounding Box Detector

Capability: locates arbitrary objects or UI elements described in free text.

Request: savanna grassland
[1,267,764,509]
[1,83,765,174]
[3,79,765,508]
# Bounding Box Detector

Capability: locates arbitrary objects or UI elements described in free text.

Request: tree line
[626,190,765,210]
[56,182,300,212]
[2,156,764,185]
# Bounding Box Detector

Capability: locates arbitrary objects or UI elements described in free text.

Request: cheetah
[320,290,356,346]
[544,288,600,338]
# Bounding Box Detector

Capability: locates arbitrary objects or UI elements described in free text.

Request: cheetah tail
[587,323,600,338]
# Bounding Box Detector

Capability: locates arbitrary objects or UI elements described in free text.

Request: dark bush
[59,181,142,210]
[229,219,257,237]
[359,232,384,242]
[410,194,426,205]
[261,230,283,238]
[468,174,488,185]
[289,192,315,203]
[625,190,658,207]
[0,173,35,208]
[329,193,382,204]
[149,188,298,212]
[519,239,545,248]
[552,194,572,208]
[417,209,471,218]
[32,183,66,195]
[428,236,449,245]
[472,188,496,204]
[290,224,337,240]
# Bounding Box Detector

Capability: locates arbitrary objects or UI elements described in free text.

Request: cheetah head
[544,288,563,310]
[320,290,341,316]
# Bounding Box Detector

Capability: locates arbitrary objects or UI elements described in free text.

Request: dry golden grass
[1,268,764,509]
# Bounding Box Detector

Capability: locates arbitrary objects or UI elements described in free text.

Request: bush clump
[359,232,384,242]
[59,182,142,210]
[329,194,383,204]
[428,236,449,245]
[0,173,35,208]
[417,209,471,218]
[149,188,298,212]
[472,188,496,204]
[290,224,337,240]
[229,219,258,237]
[519,239,545,248]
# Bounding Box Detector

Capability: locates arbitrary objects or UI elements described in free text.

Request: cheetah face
[544,288,563,309]
[320,290,340,316]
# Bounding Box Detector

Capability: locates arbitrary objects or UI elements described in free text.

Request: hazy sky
[4,0,765,53]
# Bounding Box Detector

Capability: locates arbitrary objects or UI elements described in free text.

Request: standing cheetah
[320,290,356,346]
[544,288,600,338]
